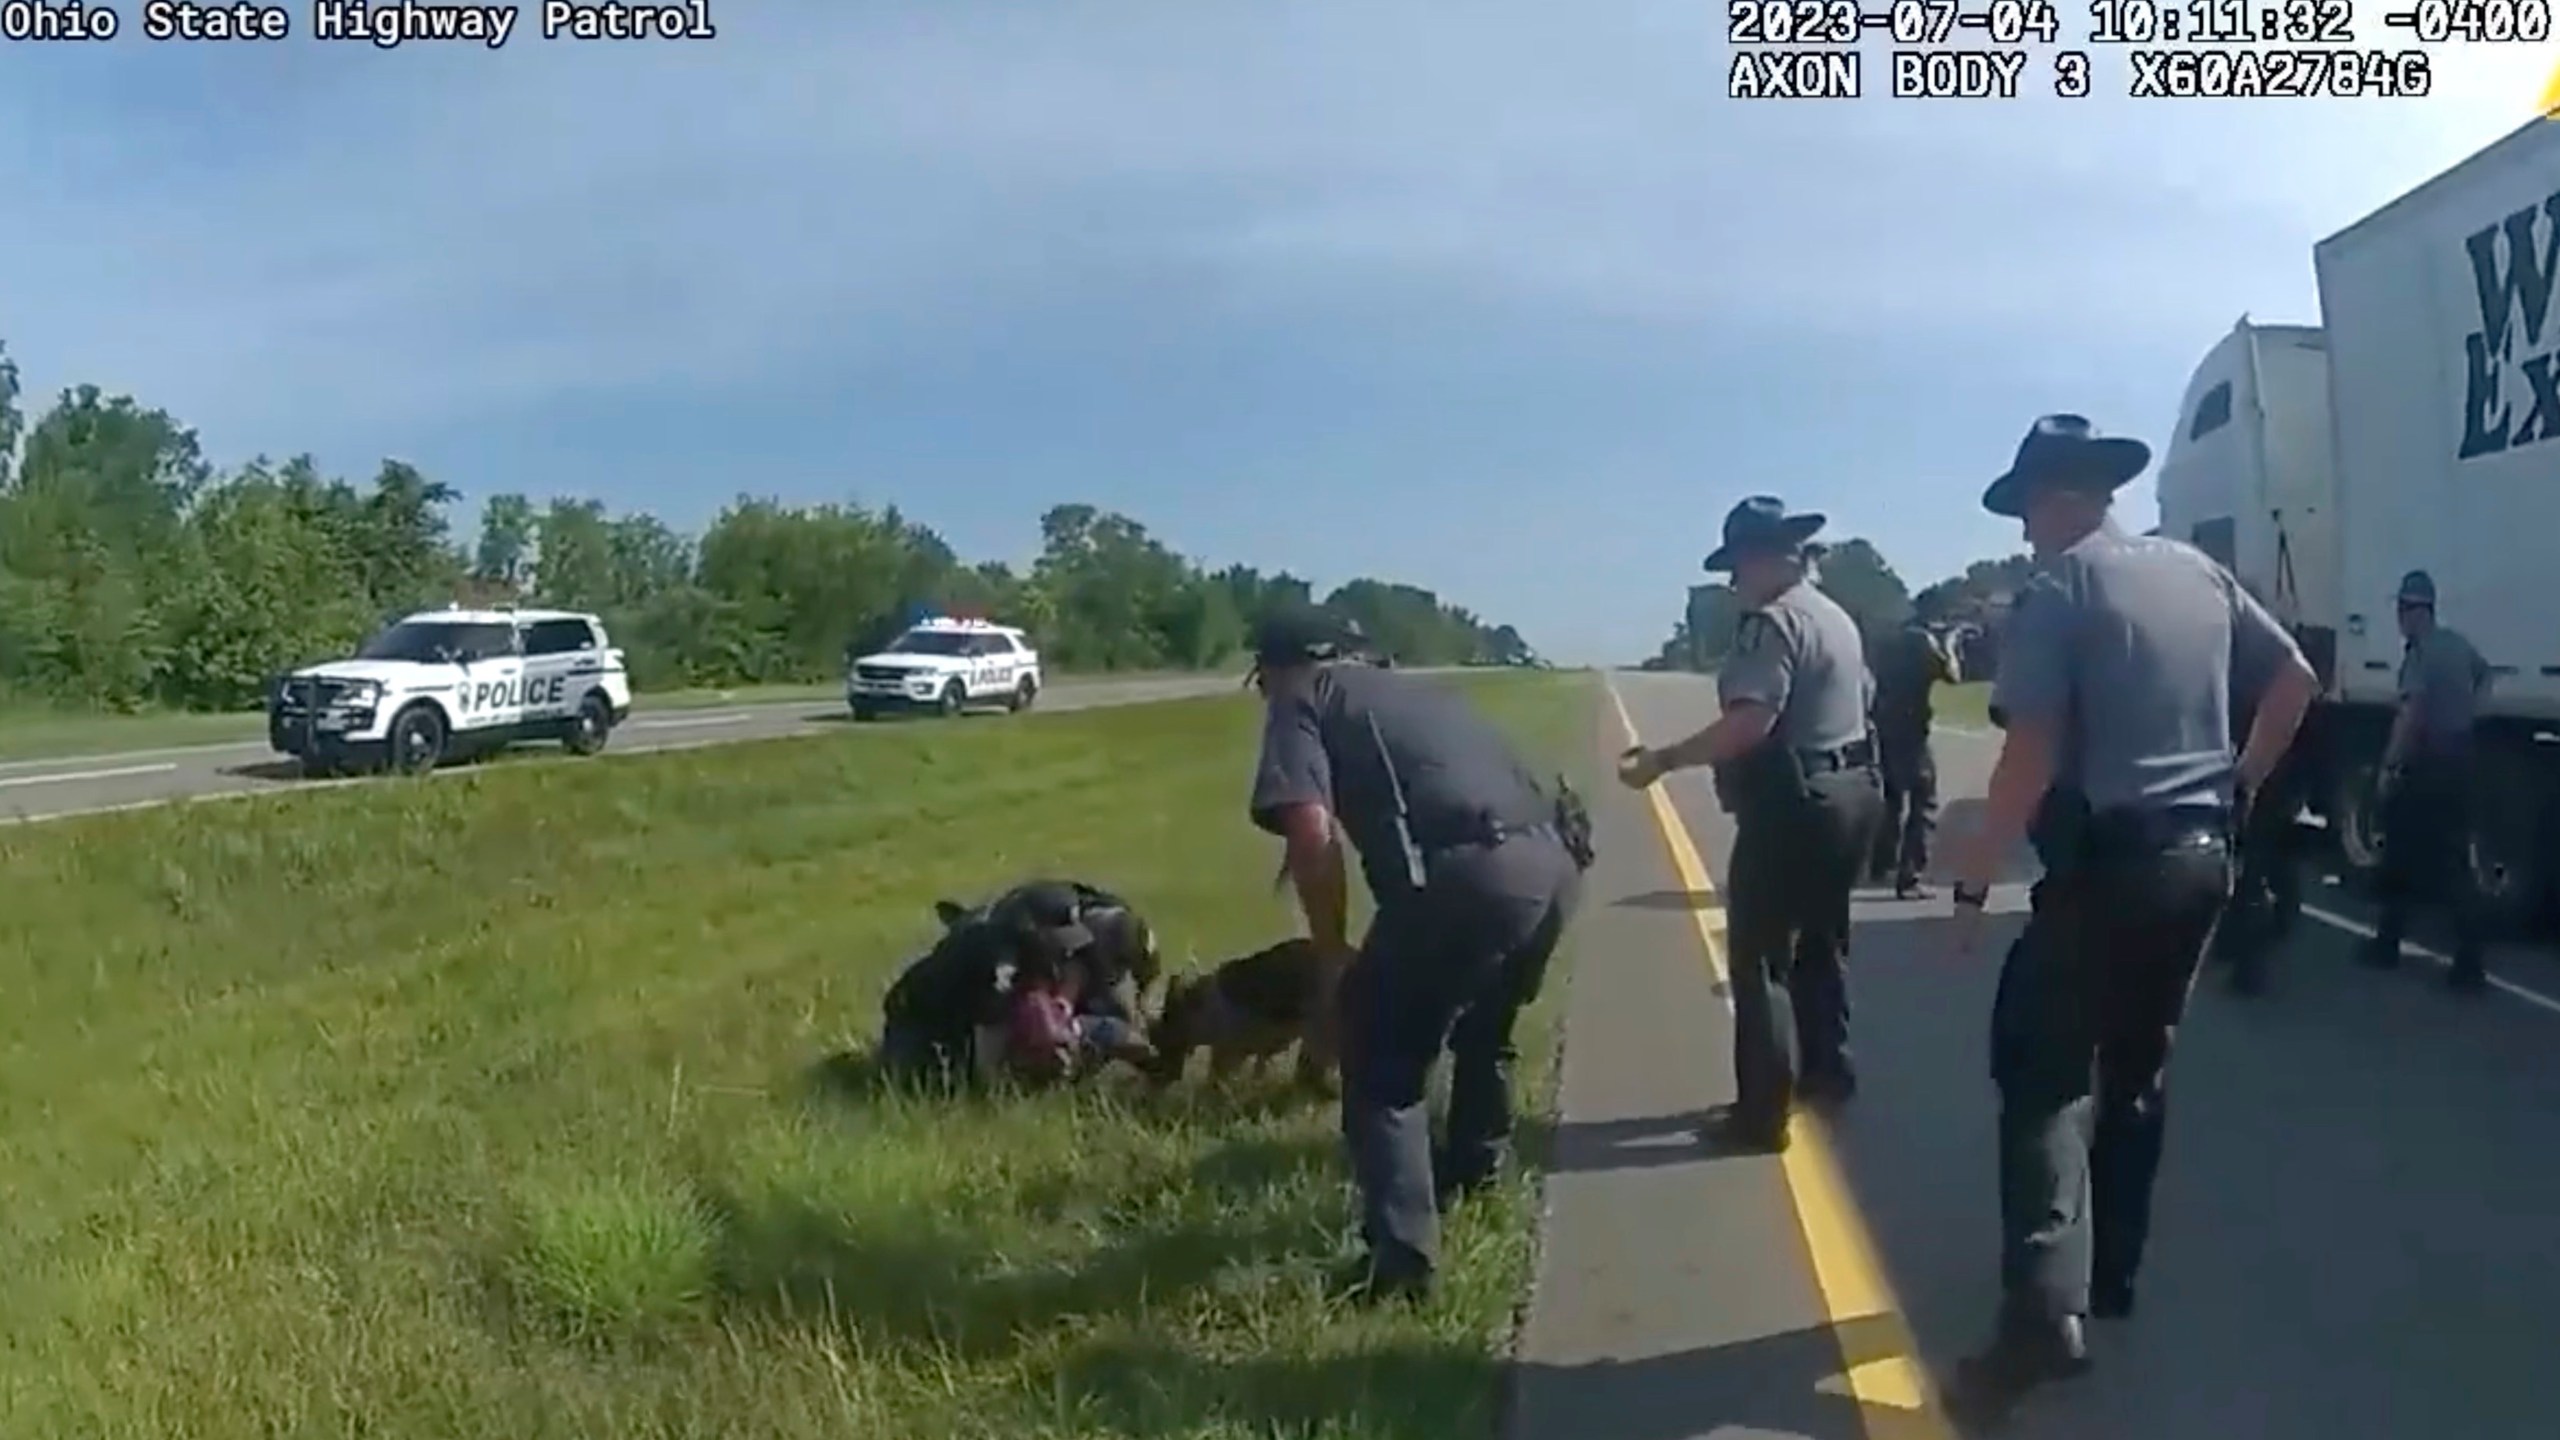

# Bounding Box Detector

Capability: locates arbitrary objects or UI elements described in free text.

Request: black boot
[2445,953,2490,995]
[1945,1313,2092,1431]
[1697,1105,1789,1156]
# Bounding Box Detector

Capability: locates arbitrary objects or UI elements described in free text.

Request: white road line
[0,737,265,771]
[630,712,754,730]
[2299,903,2560,1018]
[0,762,178,789]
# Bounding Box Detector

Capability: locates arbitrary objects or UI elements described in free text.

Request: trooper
[2364,568,2493,990]
[1617,496,1884,1153]
[1245,603,1589,1302]
[1940,415,2317,1427]
[1870,607,1958,898]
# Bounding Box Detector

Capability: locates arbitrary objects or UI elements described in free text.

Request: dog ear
[933,899,970,928]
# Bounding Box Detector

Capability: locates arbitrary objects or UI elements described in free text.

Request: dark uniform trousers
[1337,830,1580,1280]
[2215,751,2306,987]
[1872,722,1938,883]
[1725,751,1885,1131]
[2375,753,2484,968]
[1991,805,2230,1325]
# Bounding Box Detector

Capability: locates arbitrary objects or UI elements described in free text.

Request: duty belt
[2086,803,2228,858]
[1797,738,1877,773]
[1417,818,1556,857]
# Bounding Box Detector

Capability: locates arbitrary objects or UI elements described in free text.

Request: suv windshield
[357,620,511,663]
[882,629,977,657]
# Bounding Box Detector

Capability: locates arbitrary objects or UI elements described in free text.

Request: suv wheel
[938,679,967,718]
[1009,675,1039,713]
[388,703,448,777]
[563,693,614,756]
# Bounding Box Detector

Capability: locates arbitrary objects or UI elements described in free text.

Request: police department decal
[452,674,572,716]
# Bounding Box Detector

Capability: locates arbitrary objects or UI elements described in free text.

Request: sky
[0,5,2553,665]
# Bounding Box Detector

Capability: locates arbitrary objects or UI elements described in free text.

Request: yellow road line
[1605,683,1956,1440]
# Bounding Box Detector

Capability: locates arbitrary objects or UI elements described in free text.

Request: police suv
[268,607,635,776]
[846,617,1042,721]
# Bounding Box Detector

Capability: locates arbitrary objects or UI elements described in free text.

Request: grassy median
[0,672,1594,1440]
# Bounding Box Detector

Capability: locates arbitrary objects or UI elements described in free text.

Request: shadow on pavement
[1815,902,2560,1440]
[1506,1313,1911,1440]
[1611,889,1719,913]
[1537,1108,1722,1177]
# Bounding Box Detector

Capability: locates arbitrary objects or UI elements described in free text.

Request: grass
[0,670,1596,1440]
[0,671,1203,764]
[1937,681,1991,729]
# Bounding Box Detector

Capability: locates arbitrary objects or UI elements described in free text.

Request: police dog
[1146,938,1339,1088]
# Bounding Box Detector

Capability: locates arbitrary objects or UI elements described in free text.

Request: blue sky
[0,6,2550,663]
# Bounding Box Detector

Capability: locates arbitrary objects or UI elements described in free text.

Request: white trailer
[2157,116,2560,933]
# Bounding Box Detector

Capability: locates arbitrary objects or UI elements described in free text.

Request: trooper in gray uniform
[2364,568,2492,991]
[1940,416,2318,1428]
[1618,497,1884,1153]
[1245,604,1588,1302]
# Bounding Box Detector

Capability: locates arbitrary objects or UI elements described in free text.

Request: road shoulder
[1504,684,1952,1440]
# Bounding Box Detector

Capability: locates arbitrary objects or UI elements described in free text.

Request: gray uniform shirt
[2397,625,2489,758]
[1718,579,1873,752]
[1249,664,1552,905]
[1992,521,2304,814]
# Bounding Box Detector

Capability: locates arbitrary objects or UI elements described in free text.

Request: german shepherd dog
[1146,938,1340,1088]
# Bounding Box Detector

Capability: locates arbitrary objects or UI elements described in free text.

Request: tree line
[0,340,1538,713]
[1644,539,2039,675]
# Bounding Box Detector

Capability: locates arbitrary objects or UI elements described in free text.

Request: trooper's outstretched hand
[1616,745,1664,790]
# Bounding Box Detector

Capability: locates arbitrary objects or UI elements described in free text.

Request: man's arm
[1249,697,1349,955]
[2225,575,2316,793]
[2382,651,2421,773]
[1649,612,1788,774]
[1951,577,2073,899]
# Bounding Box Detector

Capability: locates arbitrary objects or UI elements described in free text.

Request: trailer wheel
[2468,745,2549,939]
[2331,753,2387,884]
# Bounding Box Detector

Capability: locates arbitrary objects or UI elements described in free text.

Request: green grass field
[1937,681,1990,729]
[0,672,1595,1440]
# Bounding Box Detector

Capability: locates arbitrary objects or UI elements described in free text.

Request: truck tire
[1009,675,1039,713]
[387,703,448,777]
[937,679,967,718]
[562,693,614,756]
[2467,744,2548,939]
[2330,749,2388,886]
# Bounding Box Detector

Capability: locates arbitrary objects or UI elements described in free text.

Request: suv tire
[1009,675,1039,713]
[938,679,967,718]
[563,692,614,756]
[388,703,449,777]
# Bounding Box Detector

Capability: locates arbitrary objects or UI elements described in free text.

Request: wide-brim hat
[992,880,1095,957]
[1982,413,2152,519]
[2395,568,2437,608]
[1703,495,1828,573]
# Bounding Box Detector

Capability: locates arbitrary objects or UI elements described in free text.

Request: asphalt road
[1513,669,2560,1440]
[0,673,1251,827]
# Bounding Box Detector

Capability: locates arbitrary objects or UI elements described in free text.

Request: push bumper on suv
[267,677,390,764]
[846,664,957,712]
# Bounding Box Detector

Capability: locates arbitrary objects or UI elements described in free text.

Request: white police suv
[268,607,635,776]
[846,617,1042,721]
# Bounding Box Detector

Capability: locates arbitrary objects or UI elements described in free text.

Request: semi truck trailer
[2157,115,2560,935]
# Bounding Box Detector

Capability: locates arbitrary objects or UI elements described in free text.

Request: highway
[0,672,1249,827]
[1512,669,2560,1440]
